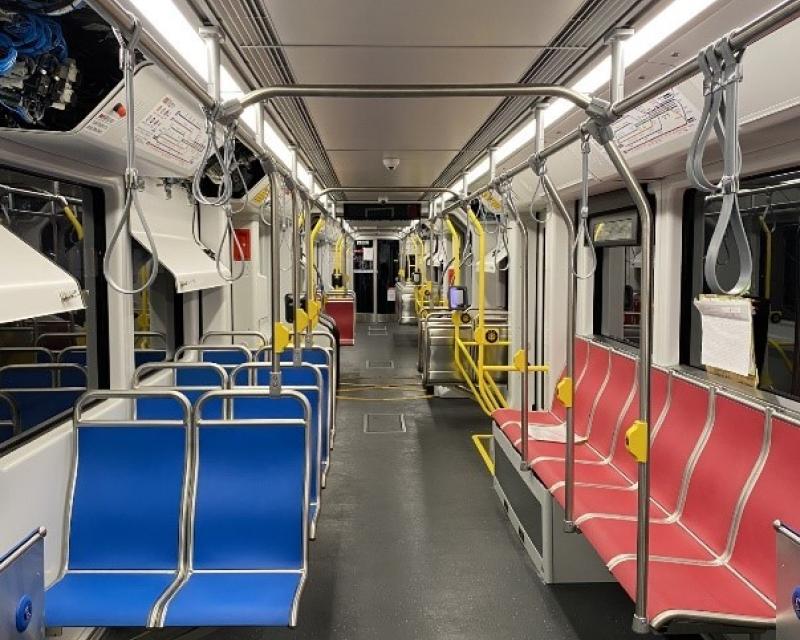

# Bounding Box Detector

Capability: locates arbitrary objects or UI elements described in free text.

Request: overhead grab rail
[103,16,159,295]
[686,36,751,295]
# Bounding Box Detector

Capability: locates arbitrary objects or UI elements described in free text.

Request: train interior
[1,0,800,639]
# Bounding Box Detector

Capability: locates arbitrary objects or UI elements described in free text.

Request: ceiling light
[479,0,719,184]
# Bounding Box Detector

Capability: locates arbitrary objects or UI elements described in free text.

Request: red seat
[582,394,777,631]
[533,358,670,495]
[612,560,774,629]
[493,340,609,459]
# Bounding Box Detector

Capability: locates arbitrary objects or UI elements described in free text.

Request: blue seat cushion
[164,572,302,627]
[46,572,175,627]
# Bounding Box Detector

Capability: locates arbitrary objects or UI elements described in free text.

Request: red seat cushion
[579,517,712,565]
[611,559,775,630]
[534,456,631,492]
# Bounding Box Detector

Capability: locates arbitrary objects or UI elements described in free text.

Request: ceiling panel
[304,99,499,150]
[257,0,585,196]
[264,0,582,47]
[328,149,458,187]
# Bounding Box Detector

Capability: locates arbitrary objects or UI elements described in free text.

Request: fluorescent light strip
[126,0,324,191]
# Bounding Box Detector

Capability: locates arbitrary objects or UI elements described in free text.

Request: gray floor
[121,323,700,640]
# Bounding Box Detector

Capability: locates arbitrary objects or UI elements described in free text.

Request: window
[132,244,182,366]
[0,168,101,452]
[591,189,652,348]
[682,170,800,401]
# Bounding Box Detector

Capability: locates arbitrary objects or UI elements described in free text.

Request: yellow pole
[307,217,325,326]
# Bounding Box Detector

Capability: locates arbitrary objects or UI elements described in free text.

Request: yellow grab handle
[625,420,649,463]
[294,308,309,333]
[307,299,321,328]
[274,322,291,354]
[556,377,573,408]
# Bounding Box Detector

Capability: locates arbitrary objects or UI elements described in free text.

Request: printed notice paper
[527,423,587,444]
[694,295,756,377]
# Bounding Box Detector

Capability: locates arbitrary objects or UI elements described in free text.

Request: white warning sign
[135,95,207,168]
[612,89,699,156]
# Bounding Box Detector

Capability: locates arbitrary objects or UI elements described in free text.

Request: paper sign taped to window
[387,288,396,302]
[694,295,756,377]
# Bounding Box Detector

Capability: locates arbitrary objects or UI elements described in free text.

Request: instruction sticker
[612,88,699,156]
[135,95,207,168]
[84,104,126,137]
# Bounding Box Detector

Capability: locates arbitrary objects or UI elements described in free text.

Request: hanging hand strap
[573,132,597,280]
[687,36,751,295]
[104,17,160,296]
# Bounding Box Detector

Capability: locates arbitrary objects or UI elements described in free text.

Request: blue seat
[231,363,323,535]
[57,349,90,387]
[259,347,333,475]
[162,390,310,627]
[46,391,192,628]
[0,364,86,431]
[174,345,253,380]
[133,362,228,420]
[135,349,168,367]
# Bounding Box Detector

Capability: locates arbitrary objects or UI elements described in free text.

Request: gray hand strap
[687,36,751,295]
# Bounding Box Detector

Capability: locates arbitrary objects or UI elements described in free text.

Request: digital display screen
[448,286,468,310]
[589,210,639,247]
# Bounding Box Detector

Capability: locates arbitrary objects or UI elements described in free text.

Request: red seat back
[551,338,591,420]
[730,415,800,601]
[680,395,767,555]
[610,368,671,481]
[585,351,636,458]
[647,377,712,514]
[575,344,611,437]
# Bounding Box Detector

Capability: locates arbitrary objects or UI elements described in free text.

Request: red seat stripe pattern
[492,335,796,630]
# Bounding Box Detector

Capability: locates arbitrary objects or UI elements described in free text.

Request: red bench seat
[492,337,797,631]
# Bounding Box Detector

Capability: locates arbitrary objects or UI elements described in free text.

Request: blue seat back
[67,395,190,571]
[231,363,322,504]
[0,365,55,388]
[135,349,168,367]
[58,348,87,369]
[133,364,227,419]
[11,389,82,430]
[191,393,309,570]
[202,350,249,367]
[284,350,331,457]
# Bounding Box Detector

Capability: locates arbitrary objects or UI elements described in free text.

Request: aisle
[203,322,693,640]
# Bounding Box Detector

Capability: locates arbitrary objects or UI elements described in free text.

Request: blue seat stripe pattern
[163,392,309,627]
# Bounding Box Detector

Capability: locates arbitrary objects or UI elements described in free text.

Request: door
[376,239,399,315]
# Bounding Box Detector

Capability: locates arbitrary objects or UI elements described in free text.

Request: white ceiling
[262,0,584,199]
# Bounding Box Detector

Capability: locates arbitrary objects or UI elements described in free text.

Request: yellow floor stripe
[472,434,495,475]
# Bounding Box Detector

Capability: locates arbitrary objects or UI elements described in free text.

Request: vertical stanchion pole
[605,27,651,634]
[512,181,530,471]
[199,26,222,103]
[304,188,314,348]
[290,147,303,366]
[269,166,282,393]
